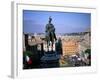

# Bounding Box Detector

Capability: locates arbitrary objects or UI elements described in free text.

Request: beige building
[61,31,90,56]
[62,39,79,56]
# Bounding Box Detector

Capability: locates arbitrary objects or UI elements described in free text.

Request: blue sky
[23,10,91,34]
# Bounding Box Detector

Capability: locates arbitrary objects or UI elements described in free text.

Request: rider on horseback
[45,17,57,41]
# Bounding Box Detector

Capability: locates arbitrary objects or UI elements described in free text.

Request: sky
[23,10,91,34]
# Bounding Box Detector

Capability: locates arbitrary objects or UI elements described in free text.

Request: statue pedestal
[40,51,61,68]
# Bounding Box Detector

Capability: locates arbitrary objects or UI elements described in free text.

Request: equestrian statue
[45,16,57,51]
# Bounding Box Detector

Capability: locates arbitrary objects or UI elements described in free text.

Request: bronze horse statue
[45,17,57,51]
